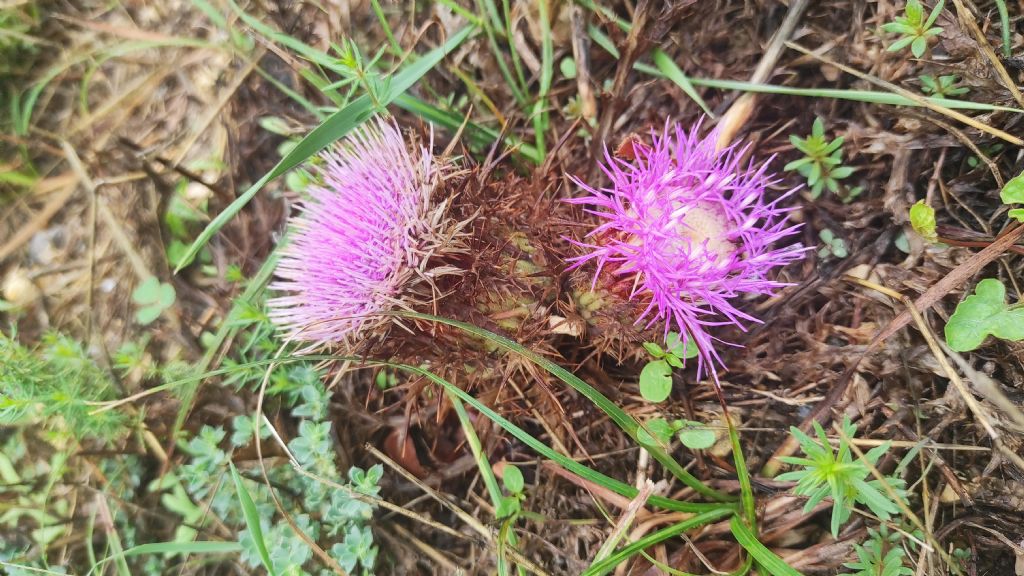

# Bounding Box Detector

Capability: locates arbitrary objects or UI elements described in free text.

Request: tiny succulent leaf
[909,200,937,242]
[945,278,1024,351]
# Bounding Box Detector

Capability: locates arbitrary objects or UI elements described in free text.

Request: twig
[762,224,1024,476]
[786,41,1023,146]
[715,0,810,149]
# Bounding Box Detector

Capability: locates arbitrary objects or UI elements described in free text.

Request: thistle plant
[268,118,460,347]
[567,120,805,380]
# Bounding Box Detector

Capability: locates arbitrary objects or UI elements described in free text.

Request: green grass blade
[175,25,475,272]
[730,515,803,576]
[389,361,729,513]
[652,49,714,118]
[85,541,242,576]
[392,93,541,163]
[726,412,758,570]
[397,311,733,503]
[633,65,1024,113]
[229,462,278,576]
[996,0,1011,58]
[370,0,402,56]
[448,393,519,576]
[581,508,734,576]
[533,0,554,160]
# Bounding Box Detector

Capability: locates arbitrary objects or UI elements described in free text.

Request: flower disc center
[674,203,735,262]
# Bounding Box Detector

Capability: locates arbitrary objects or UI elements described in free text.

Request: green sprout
[639,331,698,402]
[776,416,908,537]
[844,526,917,576]
[785,118,856,200]
[882,0,944,58]
[131,276,176,325]
[818,229,849,259]
[919,74,968,99]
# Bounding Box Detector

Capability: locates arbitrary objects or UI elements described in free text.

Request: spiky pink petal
[268,118,437,346]
[568,120,807,379]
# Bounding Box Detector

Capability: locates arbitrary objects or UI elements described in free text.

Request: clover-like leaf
[909,200,937,242]
[132,276,176,325]
[945,278,1024,351]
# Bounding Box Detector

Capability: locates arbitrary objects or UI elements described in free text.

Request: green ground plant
[785,118,859,201]
[882,0,944,58]
[919,74,968,99]
[639,331,698,402]
[843,526,918,576]
[776,417,909,538]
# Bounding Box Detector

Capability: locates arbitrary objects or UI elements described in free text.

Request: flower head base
[568,121,806,379]
[269,118,449,347]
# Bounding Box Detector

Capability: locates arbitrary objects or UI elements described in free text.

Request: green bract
[945,278,1024,351]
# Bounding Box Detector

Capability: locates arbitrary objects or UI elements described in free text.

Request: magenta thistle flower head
[269,117,451,346]
[567,120,806,379]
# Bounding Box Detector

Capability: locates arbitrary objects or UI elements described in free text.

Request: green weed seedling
[818,229,849,259]
[785,118,858,200]
[919,74,967,99]
[639,331,698,402]
[945,278,1024,351]
[776,416,908,537]
[908,200,938,243]
[496,464,526,520]
[131,276,176,325]
[882,0,944,58]
[843,526,918,576]
[999,171,1024,223]
[637,417,716,451]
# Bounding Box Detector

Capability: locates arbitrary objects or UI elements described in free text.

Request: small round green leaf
[559,56,577,79]
[502,464,524,494]
[132,276,161,304]
[637,417,674,447]
[676,420,716,450]
[639,360,673,403]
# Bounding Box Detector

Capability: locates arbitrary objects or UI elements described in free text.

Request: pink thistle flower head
[567,120,806,379]
[268,117,448,346]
